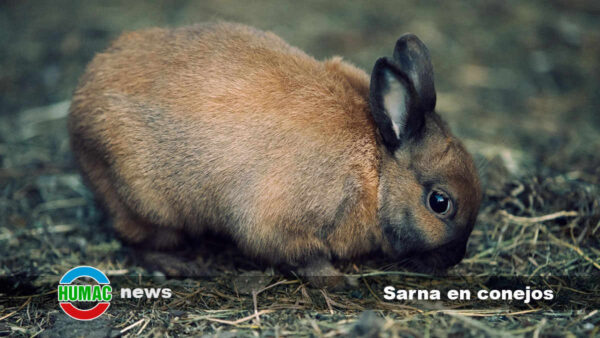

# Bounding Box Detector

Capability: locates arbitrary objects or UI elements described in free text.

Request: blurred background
[2,0,599,176]
[1,1,599,336]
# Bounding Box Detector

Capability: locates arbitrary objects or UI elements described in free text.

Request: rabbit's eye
[427,190,453,216]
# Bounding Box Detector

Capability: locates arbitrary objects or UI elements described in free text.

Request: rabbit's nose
[432,238,467,268]
[407,238,468,272]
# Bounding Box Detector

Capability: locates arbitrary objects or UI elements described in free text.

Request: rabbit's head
[369,34,482,271]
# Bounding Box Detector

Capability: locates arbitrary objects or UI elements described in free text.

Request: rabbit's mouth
[381,215,469,273]
[396,238,468,274]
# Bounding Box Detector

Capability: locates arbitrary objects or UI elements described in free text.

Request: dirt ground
[1,1,599,337]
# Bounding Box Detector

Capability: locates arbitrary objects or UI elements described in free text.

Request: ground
[1,1,599,337]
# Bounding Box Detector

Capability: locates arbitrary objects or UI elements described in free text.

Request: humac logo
[58,266,112,321]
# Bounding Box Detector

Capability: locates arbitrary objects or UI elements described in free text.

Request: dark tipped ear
[369,57,424,149]
[393,34,436,113]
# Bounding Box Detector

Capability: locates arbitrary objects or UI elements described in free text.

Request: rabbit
[68,22,481,287]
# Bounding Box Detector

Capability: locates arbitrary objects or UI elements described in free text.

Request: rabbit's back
[68,22,383,261]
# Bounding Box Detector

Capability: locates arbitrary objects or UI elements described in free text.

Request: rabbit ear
[369,57,424,149]
[393,34,436,113]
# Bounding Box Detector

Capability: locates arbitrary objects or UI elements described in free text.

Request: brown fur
[68,22,481,281]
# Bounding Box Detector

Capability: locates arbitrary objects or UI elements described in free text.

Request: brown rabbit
[68,22,481,285]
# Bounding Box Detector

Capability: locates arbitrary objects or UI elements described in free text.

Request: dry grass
[0,102,598,338]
